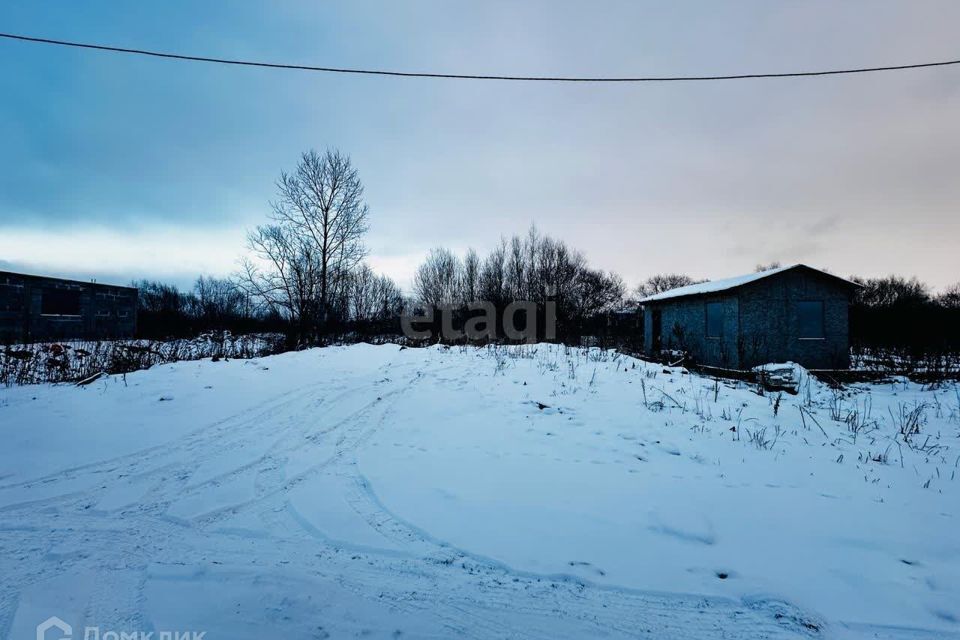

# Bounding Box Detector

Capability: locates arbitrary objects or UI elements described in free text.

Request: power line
[2,31,959,83]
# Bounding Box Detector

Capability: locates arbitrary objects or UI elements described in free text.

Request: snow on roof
[639,264,854,303]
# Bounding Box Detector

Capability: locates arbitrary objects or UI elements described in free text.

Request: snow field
[1,344,957,639]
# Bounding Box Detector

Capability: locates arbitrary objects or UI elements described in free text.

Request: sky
[1,1,958,293]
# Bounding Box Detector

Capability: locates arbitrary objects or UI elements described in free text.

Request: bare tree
[507,235,526,300]
[754,261,782,272]
[461,248,481,304]
[371,273,404,321]
[939,282,960,309]
[133,280,190,316]
[238,224,323,340]
[193,276,247,324]
[535,234,581,306]
[349,264,377,322]
[479,239,508,306]
[524,225,540,300]
[571,269,625,317]
[636,273,705,298]
[236,149,371,340]
[414,248,462,308]
[270,149,370,325]
[410,227,627,342]
[851,275,930,307]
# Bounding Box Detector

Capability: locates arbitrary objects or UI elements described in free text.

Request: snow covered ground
[1,344,958,639]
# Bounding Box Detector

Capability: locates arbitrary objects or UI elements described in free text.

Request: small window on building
[705,302,723,338]
[40,289,81,316]
[797,301,824,339]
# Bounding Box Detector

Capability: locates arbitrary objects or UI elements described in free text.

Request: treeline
[135,267,404,342]
[411,227,625,343]
[134,277,276,339]
[131,146,959,358]
[138,149,624,345]
[849,276,960,354]
[136,261,960,358]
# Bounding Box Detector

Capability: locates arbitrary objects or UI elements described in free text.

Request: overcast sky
[1,1,958,292]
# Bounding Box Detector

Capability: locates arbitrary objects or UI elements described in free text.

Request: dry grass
[1,332,284,387]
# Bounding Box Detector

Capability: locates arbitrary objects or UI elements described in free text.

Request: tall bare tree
[270,149,370,324]
[348,264,377,322]
[507,235,526,300]
[461,248,481,304]
[479,239,508,306]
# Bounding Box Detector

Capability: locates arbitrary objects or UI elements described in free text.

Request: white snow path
[0,344,957,639]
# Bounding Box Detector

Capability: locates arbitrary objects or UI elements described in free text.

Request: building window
[40,289,81,316]
[797,300,825,339]
[705,302,723,338]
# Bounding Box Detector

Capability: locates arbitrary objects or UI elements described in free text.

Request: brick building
[0,270,137,344]
[641,264,857,369]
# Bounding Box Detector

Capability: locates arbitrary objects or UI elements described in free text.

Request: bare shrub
[1,333,284,387]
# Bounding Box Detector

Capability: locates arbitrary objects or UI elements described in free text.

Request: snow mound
[751,361,825,394]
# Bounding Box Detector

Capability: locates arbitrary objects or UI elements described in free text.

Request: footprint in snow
[653,441,682,456]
